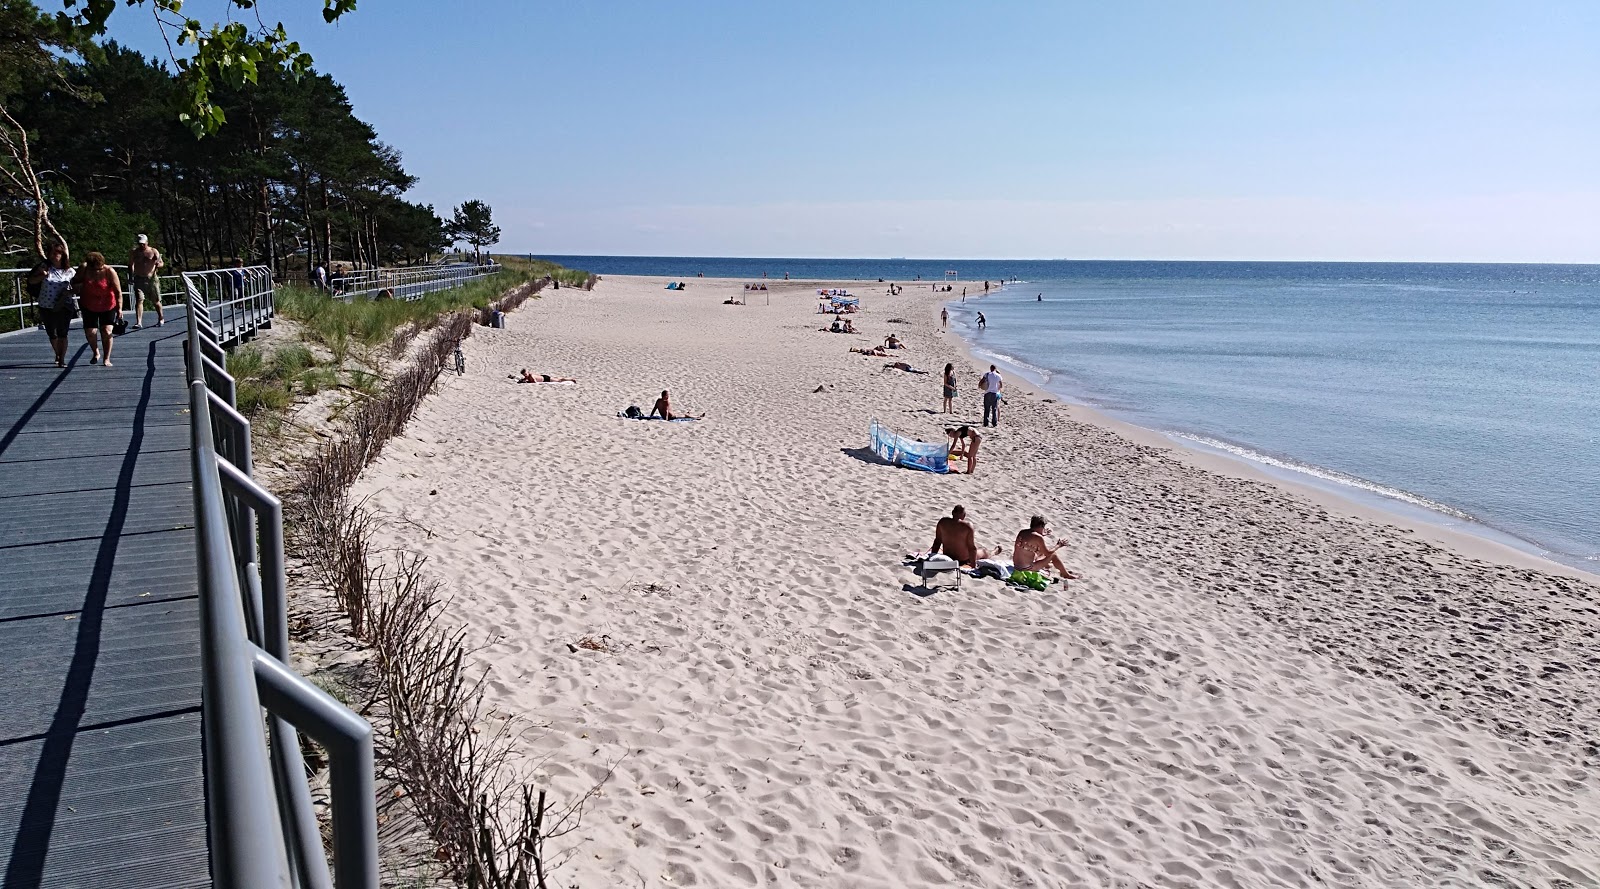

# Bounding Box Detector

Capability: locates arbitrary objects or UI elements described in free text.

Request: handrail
[182,272,378,889]
[0,263,185,333]
[187,265,276,345]
[325,261,501,302]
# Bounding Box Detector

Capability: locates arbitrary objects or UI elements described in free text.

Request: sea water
[540,257,1600,569]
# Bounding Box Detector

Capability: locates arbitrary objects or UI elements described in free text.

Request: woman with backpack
[73,251,123,367]
[28,243,77,368]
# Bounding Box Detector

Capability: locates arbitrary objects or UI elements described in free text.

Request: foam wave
[1170,433,1476,521]
[975,349,1055,383]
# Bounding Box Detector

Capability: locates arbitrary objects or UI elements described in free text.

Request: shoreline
[352,273,1600,887]
[943,284,1600,584]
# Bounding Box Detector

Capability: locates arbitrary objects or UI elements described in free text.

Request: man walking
[980,364,1003,427]
[127,234,164,328]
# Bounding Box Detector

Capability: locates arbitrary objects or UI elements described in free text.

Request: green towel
[1008,569,1049,591]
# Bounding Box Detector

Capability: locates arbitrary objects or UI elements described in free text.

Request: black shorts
[41,307,74,339]
[81,309,118,331]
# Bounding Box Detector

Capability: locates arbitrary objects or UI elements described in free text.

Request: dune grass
[489,255,594,288]
[230,261,587,432]
[275,269,535,357]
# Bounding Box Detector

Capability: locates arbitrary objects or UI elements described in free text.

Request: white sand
[352,275,1600,888]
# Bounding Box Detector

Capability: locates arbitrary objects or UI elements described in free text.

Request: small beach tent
[870,419,949,473]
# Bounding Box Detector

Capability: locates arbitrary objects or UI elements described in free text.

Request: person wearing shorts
[74,252,123,367]
[31,243,77,367]
[127,234,164,328]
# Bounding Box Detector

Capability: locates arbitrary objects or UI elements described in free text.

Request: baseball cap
[137,234,149,244]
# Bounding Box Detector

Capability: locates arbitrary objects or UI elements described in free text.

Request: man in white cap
[128,233,164,328]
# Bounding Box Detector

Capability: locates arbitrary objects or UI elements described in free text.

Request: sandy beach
[351,275,1600,888]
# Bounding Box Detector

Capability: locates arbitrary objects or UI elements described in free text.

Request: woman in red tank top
[73,252,123,366]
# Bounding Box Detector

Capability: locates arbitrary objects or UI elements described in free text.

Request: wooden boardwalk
[0,313,210,888]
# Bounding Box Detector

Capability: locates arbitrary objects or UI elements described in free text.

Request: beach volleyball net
[870,419,949,473]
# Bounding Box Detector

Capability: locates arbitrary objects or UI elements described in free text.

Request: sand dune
[352,275,1600,888]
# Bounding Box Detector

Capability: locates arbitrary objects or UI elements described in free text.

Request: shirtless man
[929,505,1001,568]
[649,389,702,420]
[1013,515,1079,579]
[514,369,577,383]
[127,234,164,328]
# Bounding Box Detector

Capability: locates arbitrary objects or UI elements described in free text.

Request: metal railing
[0,264,185,332]
[187,265,276,345]
[182,273,377,889]
[325,261,501,302]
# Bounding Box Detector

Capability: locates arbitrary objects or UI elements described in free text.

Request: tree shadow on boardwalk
[3,339,160,888]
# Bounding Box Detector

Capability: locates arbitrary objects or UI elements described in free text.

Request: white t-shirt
[38,267,76,311]
[980,370,1003,394]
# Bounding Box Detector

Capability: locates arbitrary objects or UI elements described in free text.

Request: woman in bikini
[942,363,957,413]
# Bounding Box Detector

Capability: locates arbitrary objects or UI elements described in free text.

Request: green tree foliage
[4,39,450,272]
[449,199,500,258]
[52,0,357,136]
[48,187,159,256]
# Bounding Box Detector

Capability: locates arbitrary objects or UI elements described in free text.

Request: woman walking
[74,252,122,367]
[28,243,76,367]
[941,362,957,413]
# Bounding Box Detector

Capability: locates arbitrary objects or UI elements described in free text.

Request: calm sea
[539,256,1600,569]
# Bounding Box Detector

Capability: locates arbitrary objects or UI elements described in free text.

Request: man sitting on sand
[1013,516,1080,579]
[513,369,578,383]
[649,389,703,420]
[945,425,981,475]
[929,505,1003,568]
[884,334,905,350]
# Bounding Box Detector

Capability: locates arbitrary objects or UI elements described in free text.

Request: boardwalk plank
[0,316,212,888]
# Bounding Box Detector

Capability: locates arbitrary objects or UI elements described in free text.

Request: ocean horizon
[538,255,1600,571]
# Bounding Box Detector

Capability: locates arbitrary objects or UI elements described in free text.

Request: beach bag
[112,316,128,336]
[1008,569,1049,591]
[623,405,644,419]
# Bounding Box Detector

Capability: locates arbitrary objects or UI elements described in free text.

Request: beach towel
[619,411,700,422]
[1007,569,1053,591]
[973,558,1012,580]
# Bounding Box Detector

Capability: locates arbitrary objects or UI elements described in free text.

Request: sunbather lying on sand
[512,369,578,383]
[929,505,1004,568]
[852,346,889,356]
[883,362,928,374]
[1013,515,1080,579]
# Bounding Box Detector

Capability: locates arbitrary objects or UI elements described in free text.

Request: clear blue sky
[125,1,1599,261]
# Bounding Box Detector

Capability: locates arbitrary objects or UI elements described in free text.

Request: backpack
[623,405,644,419]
